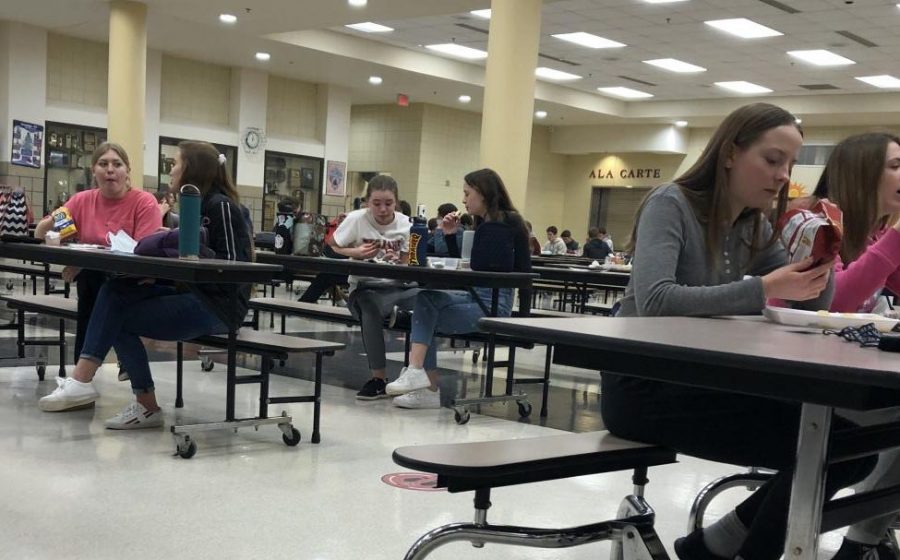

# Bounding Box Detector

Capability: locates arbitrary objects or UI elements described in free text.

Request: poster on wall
[11,120,44,169]
[325,160,346,197]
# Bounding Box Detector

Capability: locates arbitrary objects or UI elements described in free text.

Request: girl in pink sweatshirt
[806,131,900,559]
[798,132,900,315]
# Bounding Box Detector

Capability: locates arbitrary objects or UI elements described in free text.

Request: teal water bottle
[409,217,428,267]
[178,184,201,260]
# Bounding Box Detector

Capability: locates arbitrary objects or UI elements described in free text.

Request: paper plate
[763,305,899,333]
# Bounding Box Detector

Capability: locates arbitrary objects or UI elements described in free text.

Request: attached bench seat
[248,297,357,334]
[392,431,676,559]
[172,327,345,458]
[0,294,75,379]
[0,261,67,296]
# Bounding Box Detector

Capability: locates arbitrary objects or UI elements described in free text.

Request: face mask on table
[107,230,137,253]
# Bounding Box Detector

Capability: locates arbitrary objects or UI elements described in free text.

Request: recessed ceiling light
[794,117,802,124]
[714,81,772,94]
[856,75,900,88]
[535,110,548,119]
[219,14,237,24]
[788,49,855,66]
[348,0,367,6]
[425,43,488,59]
[535,67,583,81]
[675,120,688,127]
[597,87,653,99]
[470,9,491,19]
[643,58,706,73]
[552,32,625,49]
[345,22,394,33]
[368,76,383,85]
[458,94,472,103]
[704,18,782,39]
[255,52,271,61]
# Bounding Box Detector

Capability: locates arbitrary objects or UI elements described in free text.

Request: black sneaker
[356,378,388,400]
[831,538,897,560]
[674,529,730,560]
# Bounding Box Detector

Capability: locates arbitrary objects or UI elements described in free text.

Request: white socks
[703,511,748,558]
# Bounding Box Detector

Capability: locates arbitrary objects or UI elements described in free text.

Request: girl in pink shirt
[799,132,900,315]
[35,142,161,365]
[806,132,900,559]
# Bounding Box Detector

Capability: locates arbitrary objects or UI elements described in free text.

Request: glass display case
[43,121,107,214]
[262,150,323,231]
[158,137,238,194]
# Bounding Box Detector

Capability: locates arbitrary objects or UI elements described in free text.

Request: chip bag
[776,199,843,268]
[51,206,78,240]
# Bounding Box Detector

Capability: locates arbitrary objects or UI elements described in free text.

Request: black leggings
[600,375,876,560]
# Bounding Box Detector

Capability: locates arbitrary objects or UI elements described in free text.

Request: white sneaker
[38,377,99,412]
[392,388,441,409]
[104,402,164,430]
[385,366,431,395]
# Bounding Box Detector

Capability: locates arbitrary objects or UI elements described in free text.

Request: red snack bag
[777,199,843,268]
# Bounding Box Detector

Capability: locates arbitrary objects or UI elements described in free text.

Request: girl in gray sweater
[602,103,874,560]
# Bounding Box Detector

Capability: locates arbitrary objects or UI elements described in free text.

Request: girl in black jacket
[384,168,531,408]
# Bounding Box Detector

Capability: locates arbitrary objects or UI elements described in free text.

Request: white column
[316,84,351,215]
[107,0,147,184]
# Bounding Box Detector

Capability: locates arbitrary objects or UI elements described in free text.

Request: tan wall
[524,125,567,236]
[348,103,424,206]
[416,104,481,215]
[266,76,318,140]
[160,55,231,126]
[46,34,108,108]
[562,153,686,242]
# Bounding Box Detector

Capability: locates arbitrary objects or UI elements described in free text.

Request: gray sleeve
[631,194,766,317]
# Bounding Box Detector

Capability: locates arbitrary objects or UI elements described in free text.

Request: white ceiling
[3,0,900,127]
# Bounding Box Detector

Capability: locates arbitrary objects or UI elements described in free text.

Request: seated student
[427,202,458,256]
[34,142,161,366]
[582,227,612,260]
[599,227,614,252]
[385,168,531,408]
[525,220,542,256]
[328,175,418,400]
[153,190,179,229]
[543,226,567,255]
[602,103,874,560]
[298,213,350,304]
[560,229,579,253]
[37,141,253,429]
[792,132,900,559]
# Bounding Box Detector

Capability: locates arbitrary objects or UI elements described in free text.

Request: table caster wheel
[36,364,46,381]
[176,440,197,459]
[200,356,214,372]
[5,281,13,291]
[471,350,480,364]
[281,427,301,446]
[454,408,471,425]
[517,401,533,418]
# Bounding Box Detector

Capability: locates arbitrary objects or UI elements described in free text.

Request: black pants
[298,273,348,303]
[74,270,109,365]
[600,375,876,560]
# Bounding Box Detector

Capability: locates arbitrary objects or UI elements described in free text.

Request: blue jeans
[411,287,512,371]
[80,279,229,394]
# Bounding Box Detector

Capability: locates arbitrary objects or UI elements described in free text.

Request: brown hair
[814,132,900,263]
[462,168,527,238]
[176,141,240,203]
[91,142,131,169]
[365,175,399,200]
[629,103,801,265]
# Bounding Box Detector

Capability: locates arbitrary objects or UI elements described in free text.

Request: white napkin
[107,230,137,254]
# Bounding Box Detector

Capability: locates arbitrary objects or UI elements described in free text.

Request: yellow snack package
[51,207,78,240]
